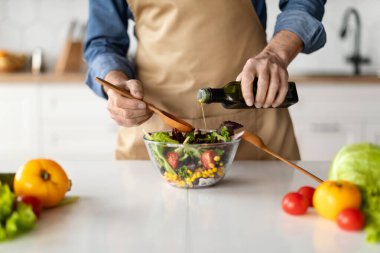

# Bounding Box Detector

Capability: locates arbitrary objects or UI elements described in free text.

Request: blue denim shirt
[85,0,327,98]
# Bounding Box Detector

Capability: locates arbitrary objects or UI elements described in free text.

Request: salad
[0,181,36,241]
[144,121,243,188]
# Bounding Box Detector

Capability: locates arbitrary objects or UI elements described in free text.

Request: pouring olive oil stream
[197,80,323,183]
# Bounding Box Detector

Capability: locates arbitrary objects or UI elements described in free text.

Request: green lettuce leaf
[0,182,15,223]
[0,182,37,242]
[329,142,380,243]
[0,225,6,241]
[149,132,179,144]
[217,126,231,142]
[5,203,36,238]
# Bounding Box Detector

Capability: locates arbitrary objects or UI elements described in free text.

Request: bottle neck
[197,88,225,103]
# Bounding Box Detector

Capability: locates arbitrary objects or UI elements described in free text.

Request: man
[85,0,326,160]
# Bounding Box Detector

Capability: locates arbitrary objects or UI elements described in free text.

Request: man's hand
[104,71,153,127]
[237,30,303,108]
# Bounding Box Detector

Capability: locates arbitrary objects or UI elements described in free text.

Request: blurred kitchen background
[0,0,380,161]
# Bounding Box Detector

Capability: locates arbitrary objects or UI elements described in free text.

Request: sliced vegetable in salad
[0,181,36,242]
[144,121,243,188]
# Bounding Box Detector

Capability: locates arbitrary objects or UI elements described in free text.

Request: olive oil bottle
[197,80,298,109]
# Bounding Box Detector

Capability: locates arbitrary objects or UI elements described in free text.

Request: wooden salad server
[242,131,324,183]
[96,77,194,132]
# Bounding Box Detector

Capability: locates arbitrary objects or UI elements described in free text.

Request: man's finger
[263,71,279,108]
[273,70,289,107]
[241,71,255,107]
[107,88,146,110]
[111,113,153,127]
[236,72,243,81]
[255,71,270,108]
[125,79,144,99]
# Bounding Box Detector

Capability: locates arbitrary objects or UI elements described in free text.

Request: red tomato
[201,150,215,170]
[337,208,365,231]
[298,186,315,207]
[17,195,43,218]
[166,152,179,169]
[282,192,309,215]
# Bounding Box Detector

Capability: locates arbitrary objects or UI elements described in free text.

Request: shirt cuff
[85,53,135,99]
[274,9,326,54]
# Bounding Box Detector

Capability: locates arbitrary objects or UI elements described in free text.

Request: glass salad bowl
[143,123,242,188]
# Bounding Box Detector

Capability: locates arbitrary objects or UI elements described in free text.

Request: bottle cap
[197,88,211,103]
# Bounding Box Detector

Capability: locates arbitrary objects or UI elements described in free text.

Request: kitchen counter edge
[1,73,380,84]
[0,72,85,83]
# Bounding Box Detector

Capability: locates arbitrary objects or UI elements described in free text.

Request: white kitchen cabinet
[289,83,380,161]
[292,119,362,161]
[0,82,117,160]
[39,84,117,160]
[0,84,40,160]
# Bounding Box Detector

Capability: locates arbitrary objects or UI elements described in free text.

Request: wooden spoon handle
[145,103,161,114]
[262,147,324,183]
[95,77,135,99]
[96,77,158,110]
[242,131,323,183]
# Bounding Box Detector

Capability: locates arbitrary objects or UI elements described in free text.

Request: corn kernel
[219,162,224,166]
[212,167,217,172]
[214,156,220,162]
[217,171,224,176]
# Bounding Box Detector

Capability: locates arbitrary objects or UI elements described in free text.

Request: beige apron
[117,0,300,160]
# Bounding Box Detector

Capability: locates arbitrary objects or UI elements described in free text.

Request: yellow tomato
[14,159,71,208]
[313,180,361,220]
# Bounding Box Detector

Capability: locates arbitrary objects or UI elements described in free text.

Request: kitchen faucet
[339,7,370,75]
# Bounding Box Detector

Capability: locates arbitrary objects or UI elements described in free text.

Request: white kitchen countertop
[1,160,379,253]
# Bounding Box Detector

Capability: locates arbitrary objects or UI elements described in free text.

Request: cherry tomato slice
[337,208,365,231]
[298,186,315,207]
[17,195,43,218]
[282,192,309,215]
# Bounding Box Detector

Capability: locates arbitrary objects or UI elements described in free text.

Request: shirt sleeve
[84,0,135,99]
[274,0,327,54]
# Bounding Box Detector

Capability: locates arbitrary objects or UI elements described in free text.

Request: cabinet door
[42,119,117,160]
[293,119,362,161]
[0,84,39,160]
[364,122,380,145]
[40,84,117,160]
[289,83,380,161]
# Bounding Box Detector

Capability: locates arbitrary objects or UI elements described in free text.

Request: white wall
[0,0,379,75]
[266,0,380,75]
[0,0,88,71]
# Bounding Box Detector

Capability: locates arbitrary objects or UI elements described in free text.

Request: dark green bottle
[197,80,298,109]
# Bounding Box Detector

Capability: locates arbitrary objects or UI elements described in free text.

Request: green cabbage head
[329,143,380,243]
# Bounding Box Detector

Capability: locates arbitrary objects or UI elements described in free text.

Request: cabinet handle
[311,123,341,133]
